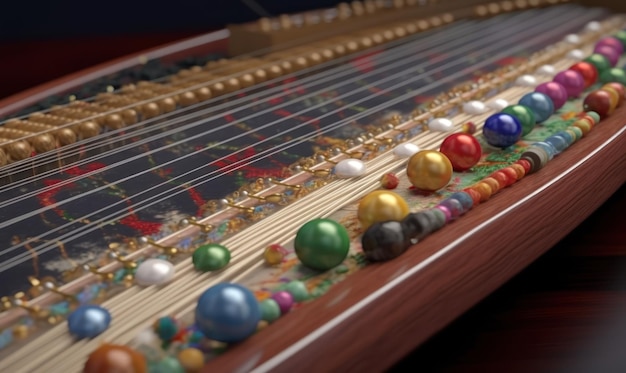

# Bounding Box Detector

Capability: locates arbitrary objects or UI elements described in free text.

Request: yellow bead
[263,244,287,265]
[406,150,453,191]
[177,348,204,372]
[357,190,409,230]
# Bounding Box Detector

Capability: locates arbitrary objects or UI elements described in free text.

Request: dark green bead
[294,218,350,271]
[599,68,626,85]
[584,54,611,74]
[192,244,231,272]
[614,30,626,48]
[502,105,536,137]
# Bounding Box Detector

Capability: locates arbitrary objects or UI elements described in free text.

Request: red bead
[583,90,613,119]
[380,173,399,189]
[515,159,532,175]
[463,188,482,206]
[490,171,511,189]
[500,167,520,184]
[568,62,598,88]
[439,133,482,172]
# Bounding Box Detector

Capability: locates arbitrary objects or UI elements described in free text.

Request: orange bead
[463,188,482,206]
[500,167,520,184]
[573,119,592,136]
[84,344,147,373]
[490,171,510,189]
[508,164,526,180]
[470,182,492,202]
[600,86,620,112]
[602,82,625,105]
[481,177,500,194]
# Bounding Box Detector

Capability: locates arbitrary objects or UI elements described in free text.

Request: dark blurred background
[0,0,343,99]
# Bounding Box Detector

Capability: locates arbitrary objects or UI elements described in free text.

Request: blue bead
[195,283,261,343]
[554,131,574,146]
[67,304,111,339]
[545,135,568,153]
[449,191,474,212]
[518,92,555,123]
[483,113,522,148]
[532,141,557,160]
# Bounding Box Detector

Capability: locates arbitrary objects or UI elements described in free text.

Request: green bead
[284,280,309,302]
[192,244,231,272]
[584,54,611,74]
[567,125,583,141]
[149,357,185,373]
[260,299,281,323]
[502,105,536,137]
[294,218,350,271]
[614,30,626,48]
[599,68,626,85]
[586,111,601,123]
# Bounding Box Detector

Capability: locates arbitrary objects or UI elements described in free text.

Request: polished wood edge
[204,106,626,373]
[0,30,229,118]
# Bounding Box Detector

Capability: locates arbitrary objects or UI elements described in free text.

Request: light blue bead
[519,92,555,123]
[555,131,574,146]
[545,135,568,153]
[0,329,13,349]
[67,304,111,339]
[195,283,260,343]
[449,192,474,212]
[532,142,556,161]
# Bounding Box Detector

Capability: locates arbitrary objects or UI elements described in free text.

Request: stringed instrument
[0,1,625,372]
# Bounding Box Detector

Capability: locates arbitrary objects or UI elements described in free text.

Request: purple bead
[438,198,464,219]
[534,81,568,110]
[271,291,294,314]
[434,205,452,223]
[593,45,620,67]
[595,37,624,55]
[553,70,585,98]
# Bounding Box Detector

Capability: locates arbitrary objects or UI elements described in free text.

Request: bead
[600,68,626,85]
[401,211,435,242]
[380,173,399,189]
[135,259,175,286]
[487,98,509,111]
[154,316,179,342]
[568,62,598,88]
[482,113,522,148]
[434,205,452,223]
[521,147,548,173]
[602,83,625,106]
[553,70,585,98]
[192,244,231,272]
[508,164,526,180]
[601,87,620,112]
[583,54,611,74]
[428,118,454,132]
[195,283,261,343]
[515,74,537,87]
[583,90,613,119]
[566,49,585,60]
[462,121,477,134]
[535,64,555,76]
[471,182,492,202]
[532,142,556,161]
[393,142,420,158]
[462,188,482,206]
[584,21,601,32]
[334,158,366,178]
[284,280,309,302]
[481,177,500,194]
[358,190,410,230]
[177,348,204,373]
[67,305,111,339]
[573,119,592,136]
[439,133,482,171]
[515,159,532,175]
[84,344,147,373]
[260,299,281,323]
[294,218,350,271]
[500,167,520,184]
[362,221,409,261]
[518,92,554,123]
[564,34,580,44]
[501,105,536,136]
[437,198,464,219]
[586,111,601,123]
[406,150,453,191]
[263,244,287,265]
[490,171,510,189]
[593,45,620,66]
[545,135,568,154]
[462,100,487,115]
[130,329,164,361]
[149,357,184,373]
[567,125,584,141]
[428,208,447,230]
[555,130,574,146]
[271,291,294,314]
[596,36,624,55]
[613,30,626,48]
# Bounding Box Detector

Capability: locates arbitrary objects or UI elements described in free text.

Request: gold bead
[406,150,453,191]
[211,82,227,96]
[225,78,241,92]
[357,190,409,231]
[0,148,7,166]
[265,65,283,78]
[6,141,32,161]
[141,102,161,119]
[104,113,125,130]
[194,87,212,101]
[31,134,57,153]
[253,69,268,83]
[239,73,256,88]
[75,121,101,138]
[157,97,177,113]
[179,91,198,107]
[178,348,204,373]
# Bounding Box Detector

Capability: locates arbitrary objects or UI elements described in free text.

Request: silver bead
[487,98,509,111]
[535,64,555,76]
[567,49,585,61]
[135,258,175,286]
[393,142,420,158]
[334,159,366,178]
[462,100,487,115]
[564,34,580,44]
[428,118,454,132]
[515,74,537,87]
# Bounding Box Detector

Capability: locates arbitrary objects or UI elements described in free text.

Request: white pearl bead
[393,142,419,158]
[585,21,601,33]
[515,74,537,87]
[567,49,584,60]
[535,64,555,76]
[135,258,175,286]
[334,158,366,178]
[428,118,454,132]
[487,98,509,111]
[564,34,580,44]
[462,100,487,115]
[130,329,165,360]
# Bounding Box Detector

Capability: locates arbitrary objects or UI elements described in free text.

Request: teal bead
[192,244,231,272]
[154,316,178,342]
[584,54,611,74]
[586,111,601,123]
[501,105,536,136]
[149,357,185,373]
[599,68,626,85]
[284,280,309,302]
[294,218,350,271]
[260,299,281,323]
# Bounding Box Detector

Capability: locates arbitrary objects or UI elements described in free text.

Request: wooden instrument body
[0,2,625,372]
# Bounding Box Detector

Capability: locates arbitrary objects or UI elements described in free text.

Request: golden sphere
[357,190,409,230]
[177,348,204,372]
[406,150,453,191]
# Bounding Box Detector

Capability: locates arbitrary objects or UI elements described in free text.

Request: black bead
[401,211,433,242]
[361,221,409,262]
